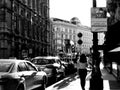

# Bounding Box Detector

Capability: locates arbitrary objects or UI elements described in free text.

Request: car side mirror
[37,67,42,71]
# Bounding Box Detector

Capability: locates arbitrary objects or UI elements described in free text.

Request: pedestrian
[77,54,87,90]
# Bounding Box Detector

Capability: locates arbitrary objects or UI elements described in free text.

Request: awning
[109,47,120,52]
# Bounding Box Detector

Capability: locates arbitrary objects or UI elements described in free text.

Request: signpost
[91,7,107,32]
[89,3,107,89]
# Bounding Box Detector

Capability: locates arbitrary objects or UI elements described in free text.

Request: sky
[50,0,106,27]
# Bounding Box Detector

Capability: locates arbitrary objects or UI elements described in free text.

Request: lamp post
[89,0,103,90]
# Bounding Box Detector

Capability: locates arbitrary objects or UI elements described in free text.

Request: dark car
[31,56,66,84]
[61,58,77,75]
[0,59,47,90]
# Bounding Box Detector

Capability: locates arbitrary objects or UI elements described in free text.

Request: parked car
[0,59,47,90]
[61,58,77,75]
[60,60,69,68]
[31,56,66,84]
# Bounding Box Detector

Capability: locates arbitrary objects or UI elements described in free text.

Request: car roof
[33,56,47,59]
[0,59,37,72]
[0,59,28,64]
[33,56,60,60]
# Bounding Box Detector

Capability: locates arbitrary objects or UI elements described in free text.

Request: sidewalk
[105,62,120,81]
[86,63,120,90]
[101,63,120,90]
[46,63,120,90]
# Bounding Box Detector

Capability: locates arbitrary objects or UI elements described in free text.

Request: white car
[0,59,48,90]
[32,56,66,83]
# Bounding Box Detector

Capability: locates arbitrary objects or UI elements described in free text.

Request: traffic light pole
[89,0,103,90]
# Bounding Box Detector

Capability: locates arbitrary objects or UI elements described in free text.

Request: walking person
[77,54,88,90]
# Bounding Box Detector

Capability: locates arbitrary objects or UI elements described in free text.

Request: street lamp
[89,0,103,90]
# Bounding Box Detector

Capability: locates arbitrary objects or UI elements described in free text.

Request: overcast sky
[50,0,106,27]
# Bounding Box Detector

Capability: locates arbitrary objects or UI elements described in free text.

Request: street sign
[91,7,107,32]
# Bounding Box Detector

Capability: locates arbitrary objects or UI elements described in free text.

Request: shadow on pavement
[109,80,120,89]
[53,73,79,89]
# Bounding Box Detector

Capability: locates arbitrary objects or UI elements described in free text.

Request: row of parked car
[0,56,77,90]
[31,56,77,84]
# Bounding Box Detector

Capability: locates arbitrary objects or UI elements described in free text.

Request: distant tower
[70,17,81,25]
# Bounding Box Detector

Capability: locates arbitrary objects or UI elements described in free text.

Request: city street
[0,0,119,90]
[46,63,120,90]
[46,72,91,90]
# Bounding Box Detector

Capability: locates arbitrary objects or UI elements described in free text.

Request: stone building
[51,17,93,56]
[0,0,52,59]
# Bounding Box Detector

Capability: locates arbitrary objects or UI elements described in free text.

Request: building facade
[49,19,55,56]
[51,17,93,56]
[76,25,93,54]
[0,0,51,59]
[51,18,77,55]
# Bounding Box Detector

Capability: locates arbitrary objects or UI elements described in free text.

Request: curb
[105,67,118,80]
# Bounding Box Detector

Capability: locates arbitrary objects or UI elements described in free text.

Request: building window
[65,35,68,39]
[12,15,19,34]
[69,29,72,33]
[26,11,31,20]
[70,35,72,39]
[20,8,25,17]
[27,0,31,8]
[32,0,35,10]
[65,28,68,33]
[13,4,18,13]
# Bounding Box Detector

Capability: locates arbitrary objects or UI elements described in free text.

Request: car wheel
[63,72,66,78]
[40,77,47,90]
[53,76,57,82]
[41,83,46,90]
[52,68,57,83]
[17,85,24,90]
[61,72,65,79]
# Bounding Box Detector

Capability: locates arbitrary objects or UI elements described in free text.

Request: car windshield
[33,59,55,65]
[0,62,13,72]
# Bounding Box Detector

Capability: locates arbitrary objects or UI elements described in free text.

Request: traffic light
[77,32,83,45]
